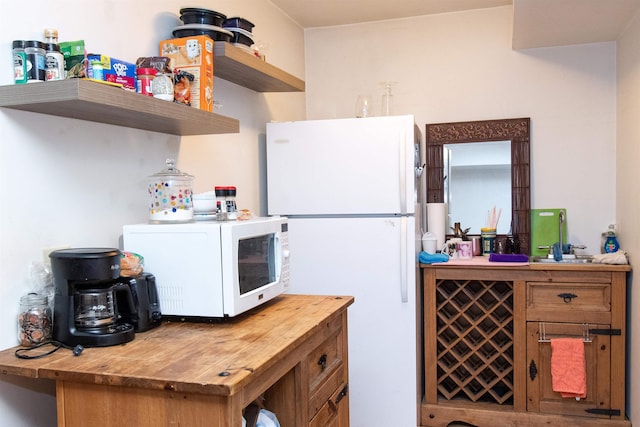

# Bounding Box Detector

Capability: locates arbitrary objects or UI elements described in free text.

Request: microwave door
[221,218,289,317]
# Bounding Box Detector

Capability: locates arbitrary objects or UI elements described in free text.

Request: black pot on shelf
[222,17,255,32]
[180,7,227,27]
[227,28,254,46]
[172,25,233,42]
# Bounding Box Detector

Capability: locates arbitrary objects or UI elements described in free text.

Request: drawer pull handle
[335,383,349,405]
[328,384,349,415]
[318,354,327,370]
[557,293,578,303]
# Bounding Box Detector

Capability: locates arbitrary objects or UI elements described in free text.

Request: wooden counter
[0,294,353,427]
[421,260,630,427]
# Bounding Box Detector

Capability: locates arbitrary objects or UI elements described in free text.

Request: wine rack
[435,278,514,404]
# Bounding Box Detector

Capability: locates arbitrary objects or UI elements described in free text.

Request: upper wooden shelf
[0,79,239,136]
[214,42,305,92]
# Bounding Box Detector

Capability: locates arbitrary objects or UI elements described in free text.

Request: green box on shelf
[59,40,85,76]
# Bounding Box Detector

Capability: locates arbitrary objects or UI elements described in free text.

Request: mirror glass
[444,141,512,234]
[426,118,530,254]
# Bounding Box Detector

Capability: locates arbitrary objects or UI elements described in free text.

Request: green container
[481,228,497,256]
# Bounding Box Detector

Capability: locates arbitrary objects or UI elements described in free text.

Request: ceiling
[270,0,640,49]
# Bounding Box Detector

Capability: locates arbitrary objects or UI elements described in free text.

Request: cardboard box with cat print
[159,35,214,112]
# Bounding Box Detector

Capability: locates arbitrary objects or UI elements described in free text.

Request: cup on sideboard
[471,236,482,256]
[458,241,473,259]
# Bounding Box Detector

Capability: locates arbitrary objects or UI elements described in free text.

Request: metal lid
[25,40,45,49]
[149,159,194,180]
[43,28,59,39]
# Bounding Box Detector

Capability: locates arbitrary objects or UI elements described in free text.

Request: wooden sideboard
[421,260,631,427]
[0,294,353,427]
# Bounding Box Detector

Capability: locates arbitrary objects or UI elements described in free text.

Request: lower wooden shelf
[0,79,239,136]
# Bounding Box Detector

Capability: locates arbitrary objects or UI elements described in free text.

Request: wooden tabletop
[421,256,631,272]
[0,294,353,397]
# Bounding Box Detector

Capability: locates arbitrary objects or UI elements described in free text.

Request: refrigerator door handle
[399,128,407,215]
[400,217,408,303]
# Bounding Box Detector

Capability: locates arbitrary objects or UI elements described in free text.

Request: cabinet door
[526,322,612,419]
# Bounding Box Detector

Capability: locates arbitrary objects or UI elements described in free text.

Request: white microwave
[122,217,290,319]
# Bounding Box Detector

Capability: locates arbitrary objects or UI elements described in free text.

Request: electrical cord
[15,341,84,359]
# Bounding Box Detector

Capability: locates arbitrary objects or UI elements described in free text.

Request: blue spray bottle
[603,224,620,253]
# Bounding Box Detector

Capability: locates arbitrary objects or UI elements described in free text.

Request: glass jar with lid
[148,159,194,223]
[18,293,52,347]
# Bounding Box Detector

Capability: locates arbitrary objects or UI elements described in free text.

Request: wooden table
[0,294,353,427]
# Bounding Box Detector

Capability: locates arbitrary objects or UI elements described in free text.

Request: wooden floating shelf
[214,42,305,92]
[0,79,239,136]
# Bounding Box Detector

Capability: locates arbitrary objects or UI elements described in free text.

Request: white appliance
[266,115,425,427]
[122,217,290,319]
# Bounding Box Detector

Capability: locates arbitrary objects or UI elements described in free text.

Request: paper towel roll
[427,203,447,250]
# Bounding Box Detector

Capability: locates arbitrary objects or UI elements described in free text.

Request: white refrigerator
[266,115,425,427]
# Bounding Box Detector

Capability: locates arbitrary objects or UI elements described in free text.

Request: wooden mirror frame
[425,118,530,255]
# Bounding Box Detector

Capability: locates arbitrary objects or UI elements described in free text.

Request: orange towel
[550,338,587,398]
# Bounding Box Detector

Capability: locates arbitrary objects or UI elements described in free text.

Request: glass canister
[18,293,52,347]
[148,159,194,223]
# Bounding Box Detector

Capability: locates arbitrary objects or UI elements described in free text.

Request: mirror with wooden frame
[425,118,530,254]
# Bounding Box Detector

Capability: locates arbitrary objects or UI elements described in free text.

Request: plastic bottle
[44,43,65,81]
[25,40,46,83]
[136,68,157,95]
[215,186,227,221]
[90,61,104,80]
[381,82,394,116]
[42,29,65,81]
[12,40,28,84]
[603,224,620,253]
[225,186,237,220]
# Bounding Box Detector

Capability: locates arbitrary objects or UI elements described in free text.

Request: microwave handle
[274,234,289,279]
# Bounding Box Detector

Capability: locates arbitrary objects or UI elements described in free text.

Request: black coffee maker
[50,248,135,347]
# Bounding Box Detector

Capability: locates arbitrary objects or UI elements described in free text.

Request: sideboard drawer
[307,329,344,409]
[309,380,349,427]
[526,282,611,322]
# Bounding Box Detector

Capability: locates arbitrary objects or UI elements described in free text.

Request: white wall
[616,8,640,422]
[0,1,304,425]
[305,6,617,253]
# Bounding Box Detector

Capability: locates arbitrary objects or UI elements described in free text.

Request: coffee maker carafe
[50,248,135,347]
